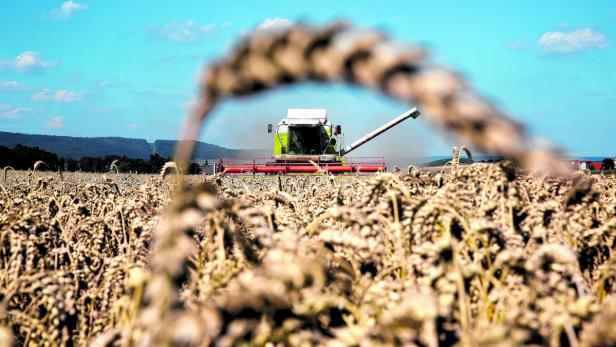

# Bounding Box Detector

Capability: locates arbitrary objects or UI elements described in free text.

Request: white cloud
[255,18,294,33]
[127,123,138,129]
[0,51,58,72]
[537,28,608,53]
[48,1,88,20]
[15,52,41,70]
[53,89,85,102]
[31,89,51,101]
[505,40,528,50]
[46,116,65,129]
[97,78,131,89]
[0,104,31,119]
[0,81,19,88]
[148,20,218,43]
[32,88,85,102]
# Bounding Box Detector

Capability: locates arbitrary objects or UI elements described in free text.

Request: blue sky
[0,1,614,157]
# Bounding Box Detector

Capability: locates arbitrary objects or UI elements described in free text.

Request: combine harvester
[219,107,421,174]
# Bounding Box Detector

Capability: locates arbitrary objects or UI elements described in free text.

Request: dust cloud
[347,112,454,168]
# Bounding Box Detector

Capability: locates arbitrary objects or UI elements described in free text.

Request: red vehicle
[219,108,420,175]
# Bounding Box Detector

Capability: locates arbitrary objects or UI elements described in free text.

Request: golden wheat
[0,164,613,346]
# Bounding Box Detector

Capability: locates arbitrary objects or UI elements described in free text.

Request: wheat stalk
[109,160,120,174]
[176,21,569,177]
[2,166,14,182]
[32,160,47,172]
[159,161,178,181]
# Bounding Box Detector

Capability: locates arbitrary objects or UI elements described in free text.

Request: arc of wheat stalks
[176,21,569,177]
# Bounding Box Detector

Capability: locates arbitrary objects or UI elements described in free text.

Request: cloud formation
[32,89,86,103]
[48,1,88,20]
[0,51,58,72]
[0,81,19,88]
[0,104,31,119]
[148,20,225,43]
[0,81,20,92]
[46,116,65,129]
[537,28,608,53]
[255,18,294,33]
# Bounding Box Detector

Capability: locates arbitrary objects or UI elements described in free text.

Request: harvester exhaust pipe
[339,107,421,156]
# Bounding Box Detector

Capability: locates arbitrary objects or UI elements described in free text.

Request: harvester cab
[220,107,420,174]
[268,109,339,162]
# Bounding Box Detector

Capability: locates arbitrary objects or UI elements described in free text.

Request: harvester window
[288,126,322,155]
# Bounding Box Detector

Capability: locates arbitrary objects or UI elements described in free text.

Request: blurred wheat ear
[177,21,569,177]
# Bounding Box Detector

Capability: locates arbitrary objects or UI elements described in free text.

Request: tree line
[0,144,202,174]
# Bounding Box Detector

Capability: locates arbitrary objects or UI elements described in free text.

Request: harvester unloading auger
[219,107,420,174]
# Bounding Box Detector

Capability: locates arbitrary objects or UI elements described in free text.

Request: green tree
[188,162,202,175]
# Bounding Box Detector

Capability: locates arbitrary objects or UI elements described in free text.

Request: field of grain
[0,163,614,346]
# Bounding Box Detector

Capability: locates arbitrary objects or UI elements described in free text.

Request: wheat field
[0,163,614,346]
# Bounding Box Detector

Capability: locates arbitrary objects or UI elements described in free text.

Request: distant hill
[0,131,266,160]
[152,139,265,159]
[154,140,238,159]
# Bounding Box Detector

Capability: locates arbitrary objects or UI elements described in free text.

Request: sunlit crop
[1,162,614,346]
